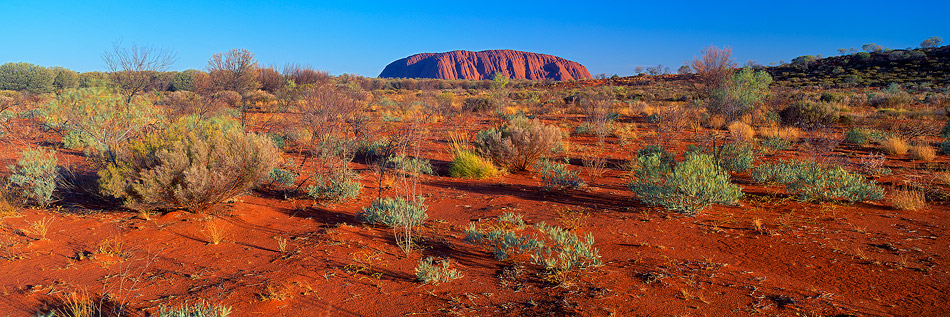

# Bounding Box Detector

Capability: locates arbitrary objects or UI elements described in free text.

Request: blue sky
[2,0,947,77]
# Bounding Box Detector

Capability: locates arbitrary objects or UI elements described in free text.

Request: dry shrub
[935,171,950,186]
[727,121,755,142]
[909,144,936,161]
[888,188,926,210]
[706,114,726,130]
[758,126,800,142]
[99,117,279,213]
[475,119,562,171]
[881,137,909,155]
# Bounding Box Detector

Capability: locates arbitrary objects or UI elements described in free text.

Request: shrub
[307,170,362,203]
[415,257,463,284]
[843,128,890,145]
[779,101,838,128]
[98,118,279,213]
[448,150,498,179]
[358,196,427,228]
[717,142,756,172]
[158,301,233,317]
[762,137,791,152]
[387,155,434,175]
[42,87,162,160]
[462,96,497,112]
[628,151,742,215]
[888,189,926,211]
[535,159,585,191]
[909,145,936,161]
[752,160,884,203]
[881,137,909,155]
[707,67,773,119]
[727,121,755,142]
[465,216,601,272]
[475,118,562,171]
[8,148,59,206]
[636,145,675,167]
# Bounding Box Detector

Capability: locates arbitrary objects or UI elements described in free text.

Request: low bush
[843,128,890,145]
[475,118,562,171]
[8,148,59,206]
[415,257,463,284]
[758,126,800,143]
[158,301,233,317]
[716,142,756,172]
[535,159,585,191]
[762,137,791,152]
[307,170,362,203]
[881,137,909,155]
[628,151,742,215]
[358,196,427,228]
[779,101,838,128]
[98,117,279,213]
[465,214,601,278]
[752,159,884,203]
[387,155,434,175]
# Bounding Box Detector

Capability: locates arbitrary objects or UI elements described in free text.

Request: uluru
[379,49,592,81]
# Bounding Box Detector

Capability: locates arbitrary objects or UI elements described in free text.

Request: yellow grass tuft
[881,137,909,155]
[888,188,926,211]
[909,144,936,161]
[727,121,755,142]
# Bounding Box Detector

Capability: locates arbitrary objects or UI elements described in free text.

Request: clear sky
[2,0,947,77]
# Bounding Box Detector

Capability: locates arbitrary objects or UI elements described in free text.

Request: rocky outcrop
[379,50,591,81]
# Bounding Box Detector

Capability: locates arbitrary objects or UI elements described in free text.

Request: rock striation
[379,50,591,81]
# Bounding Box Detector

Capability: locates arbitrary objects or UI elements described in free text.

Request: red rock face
[379,49,592,81]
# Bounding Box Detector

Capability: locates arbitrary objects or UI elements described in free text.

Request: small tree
[207,48,260,94]
[103,42,177,102]
[708,67,773,120]
[690,46,736,96]
[921,36,943,49]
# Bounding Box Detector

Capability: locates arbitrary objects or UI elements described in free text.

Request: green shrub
[716,142,756,172]
[752,160,884,203]
[762,137,791,152]
[42,87,162,160]
[8,148,59,206]
[707,67,773,119]
[462,96,497,112]
[387,155,434,175]
[636,145,674,167]
[415,257,463,284]
[158,301,232,317]
[842,127,892,145]
[465,215,601,277]
[98,117,279,213]
[475,118,562,171]
[359,196,427,228]
[628,151,742,215]
[448,150,498,179]
[535,159,585,191]
[307,170,362,203]
[779,101,838,127]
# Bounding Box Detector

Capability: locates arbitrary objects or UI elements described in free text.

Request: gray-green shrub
[8,148,59,206]
[307,170,362,203]
[98,117,279,212]
[752,159,884,203]
[415,257,463,284]
[158,301,232,317]
[358,196,427,228]
[628,151,742,215]
[535,159,585,191]
[716,142,756,172]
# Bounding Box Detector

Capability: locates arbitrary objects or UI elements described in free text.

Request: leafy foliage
[752,159,884,203]
[415,257,463,284]
[98,117,279,212]
[628,151,742,215]
[535,159,585,191]
[358,196,428,228]
[8,148,59,206]
[307,170,362,203]
[475,118,562,171]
